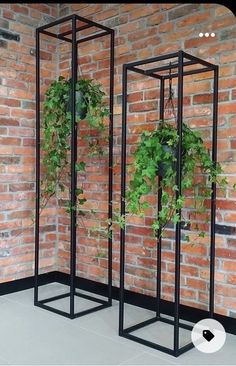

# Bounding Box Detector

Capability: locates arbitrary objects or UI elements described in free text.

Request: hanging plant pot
[156,144,177,177]
[67,80,88,120]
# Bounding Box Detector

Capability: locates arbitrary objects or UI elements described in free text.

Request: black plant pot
[67,82,87,120]
[156,144,177,177]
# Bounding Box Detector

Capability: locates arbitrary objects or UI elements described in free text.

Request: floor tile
[0,357,10,365]
[75,301,155,338]
[3,283,68,307]
[170,333,236,365]
[0,295,143,365]
[0,286,236,365]
[131,318,191,349]
[120,351,176,365]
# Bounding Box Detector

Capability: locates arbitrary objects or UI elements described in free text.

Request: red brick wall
[0,3,236,318]
[0,3,58,282]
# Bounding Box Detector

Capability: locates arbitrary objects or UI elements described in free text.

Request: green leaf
[75,161,86,171]
[75,188,83,195]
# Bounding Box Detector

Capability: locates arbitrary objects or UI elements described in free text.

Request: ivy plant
[40,76,109,218]
[126,120,228,240]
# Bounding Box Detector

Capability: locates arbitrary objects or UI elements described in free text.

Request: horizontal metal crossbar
[121,316,194,356]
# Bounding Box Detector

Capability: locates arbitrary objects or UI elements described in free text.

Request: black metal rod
[159,316,193,331]
[108,30,115,304]
[34,29,40,305]
[119,64,128,336]
[176,342,195,356]
[182,51,216,68]
[156,78,165,317]
[209,66,218,317]
[122,333,176,356]
[126,52,179,68]
[77,31,108,44]
[75,291,108,305]
[36,302,73,319]
[146,60,197,74]
[174,50,184,354]
[40,293,70,304]
[124,315,193,335]
[163,66,214,79]
[37,14,74,31]
[75,13,112,33]
[59,23,92,37]
[40,29,72,43]
[124,317,158,334]
[128,66,162,80]
[70,15,78,317]
[72,303,111,318]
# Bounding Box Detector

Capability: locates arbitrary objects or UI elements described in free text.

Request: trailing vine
[41,76,109,221]
[126,120,228,240]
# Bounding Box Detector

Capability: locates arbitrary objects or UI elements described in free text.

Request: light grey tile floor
[0,283,235,365]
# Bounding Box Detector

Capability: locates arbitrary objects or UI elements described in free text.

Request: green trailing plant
[40,76,109,217]
[126,120,228,240]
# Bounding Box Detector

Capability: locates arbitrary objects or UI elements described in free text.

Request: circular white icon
[191,318,226,353]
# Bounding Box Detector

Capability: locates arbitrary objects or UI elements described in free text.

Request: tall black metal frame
[34,14,114,319]
[119,50,218,356]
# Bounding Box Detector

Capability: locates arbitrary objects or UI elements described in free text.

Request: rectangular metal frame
[34,14,114,319]
[119,50,218,356]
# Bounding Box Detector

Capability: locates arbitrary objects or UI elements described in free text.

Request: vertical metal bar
[174,51,184,354]
[209,66,218,317]
[119,64,128,336]
[70,15,78,318]
[34,29,40,305]
[108,30,115,305]
[156,78,165,318]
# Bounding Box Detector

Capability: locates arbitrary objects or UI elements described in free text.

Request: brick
[220,51,236,64]
[177,12,211,27]
[29,3,50,13]
[0,137,21,145]
[11,4,29,15]
[95,8,118,21]
[9,183,34,192]
[184,36,215,49]
[147,13,165,26]
[0,118,19,126]
[159,22,174,33]
[169,4,200,20]
[2,10,15,20]
[219,103,236,116]
[0,40,8,48]
[130,5,157,20]
[129,101,157,113]
[10,22,32,36]
[215,5,233,16]
[0,19,9,29]
[131,36,161,50]
[0,97,21,107]
[9,89,34,100]
[227,274,236,285]
[128,28,156,42]
[186,278,207,291]
[193,92,229,104]
[119,21,140,34]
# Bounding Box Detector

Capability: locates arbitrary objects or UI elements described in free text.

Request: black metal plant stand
[119,51,218,356]
[34,14,114,319]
